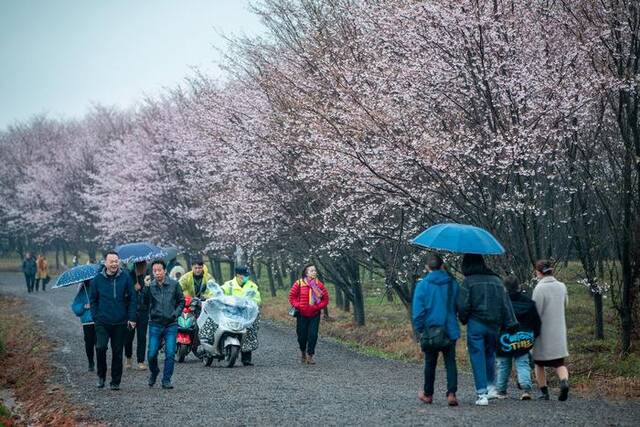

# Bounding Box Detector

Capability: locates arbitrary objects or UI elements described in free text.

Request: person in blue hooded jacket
[412,253,460,406]
[71,279,96,372]
[89,250,136,390]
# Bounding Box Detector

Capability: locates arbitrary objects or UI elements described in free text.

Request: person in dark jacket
[145,259,185,389]
[124,261,150,371]
[457,254,517,406]
[495,275,541,400]
[22,252,37,293]
[412,254,460,406]
[90,250,137,390]
[71,280,96,372]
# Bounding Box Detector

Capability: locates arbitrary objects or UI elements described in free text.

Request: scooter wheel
[224,345,240,368]
[177,344,188,363]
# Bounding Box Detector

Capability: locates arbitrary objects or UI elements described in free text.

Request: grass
[0,296,98,426]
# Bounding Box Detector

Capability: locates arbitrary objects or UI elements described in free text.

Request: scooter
[176,296,201,362]
[197,283,258,368]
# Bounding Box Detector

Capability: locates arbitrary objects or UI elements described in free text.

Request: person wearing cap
[532,259,570,401]
[222,266,261,365]
[179,256,215,299]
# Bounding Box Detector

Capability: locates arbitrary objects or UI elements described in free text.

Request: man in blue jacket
[412,254,460,406]
[90,250,137,390]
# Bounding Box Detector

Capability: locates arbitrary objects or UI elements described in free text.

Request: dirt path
[1,272,639,426]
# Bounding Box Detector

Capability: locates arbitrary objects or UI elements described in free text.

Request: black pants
[24,274,36,293]
[95,323,127,386]
[35,278,47,291]
[124,314,148,363]
[82,324,96,366]
[296,313,321,355]
[423,341,458,396]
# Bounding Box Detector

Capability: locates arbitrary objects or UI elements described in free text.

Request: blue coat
[412,270,461,340]
[90,267,136,325]
[71,285,93,324]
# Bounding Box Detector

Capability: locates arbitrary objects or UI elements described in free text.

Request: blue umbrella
[411,223,506,255]
[53,263,102,289]
[162,247,179,263]
[115,242,167,264]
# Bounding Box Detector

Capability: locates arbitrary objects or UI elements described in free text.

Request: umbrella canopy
[162,247,179,263]
[115,242,166,264]
[53,263,102,289]
[411,223,506,255]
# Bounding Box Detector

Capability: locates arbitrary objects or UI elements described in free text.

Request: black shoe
[110,383,120,391]
[148,373,158,387]
[538,386,550,400]
[88,363,95,372]
[96,378,105,388]
[161,382,174,389]
[559,380,570,401]
[242,361,254,366]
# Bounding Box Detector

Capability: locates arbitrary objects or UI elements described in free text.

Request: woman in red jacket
[288,264,329,365]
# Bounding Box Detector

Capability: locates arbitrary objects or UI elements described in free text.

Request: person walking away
[412,254,460,406]
[145,260,185,389]
[222,266,261,365]
[90,250,137,390]
[125,261,150,370]
[22,252,37,293]
[35,254,49,292]
[531,260,570,401]
[71,279,97,371]
[288,264,329,365]
[179,256,214,299]
[457,254,517,406]
[495,275,541,400]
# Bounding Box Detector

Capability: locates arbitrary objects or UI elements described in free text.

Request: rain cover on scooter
[197,283,259,332]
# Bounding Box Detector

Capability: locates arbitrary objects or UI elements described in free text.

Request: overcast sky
[0,0,264,130]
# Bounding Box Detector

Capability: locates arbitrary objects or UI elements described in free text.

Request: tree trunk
[229,260,235,280]
[274,262,285,289]
[334,284,344,309]
[266,260,277,297]
[55,245,60,270]
[212,257,223,284]
[256,261,263,280]
[349,259,365,326]
[593,292,604,340]
[62,244,68,267]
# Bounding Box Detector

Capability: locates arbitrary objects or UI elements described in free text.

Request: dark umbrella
[53,263,102,289]
[115,242,167,264]
[162,247,179,263]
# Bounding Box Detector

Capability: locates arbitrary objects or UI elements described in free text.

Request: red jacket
[288,279,329,318]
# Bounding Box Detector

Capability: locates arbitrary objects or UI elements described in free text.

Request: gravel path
[1,272,639,426]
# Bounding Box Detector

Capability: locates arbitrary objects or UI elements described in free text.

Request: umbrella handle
[83,285,89,300]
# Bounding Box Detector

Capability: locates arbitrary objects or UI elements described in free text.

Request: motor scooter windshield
[202,295,259,330]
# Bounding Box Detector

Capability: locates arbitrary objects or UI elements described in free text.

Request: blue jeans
[496,353,532,392]
[466,318,499,395]
[147,323,178,384]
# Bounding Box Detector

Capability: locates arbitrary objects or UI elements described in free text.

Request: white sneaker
[475,394,489,406]
[487,386,500,400]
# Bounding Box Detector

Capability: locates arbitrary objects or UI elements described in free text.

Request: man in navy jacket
[90,250,136,390]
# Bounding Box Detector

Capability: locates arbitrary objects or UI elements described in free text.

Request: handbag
[420,278,453,352]
[43,275,51,285]
[288,306,299,317]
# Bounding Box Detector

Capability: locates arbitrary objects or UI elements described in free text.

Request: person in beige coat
[532,260,569,401]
